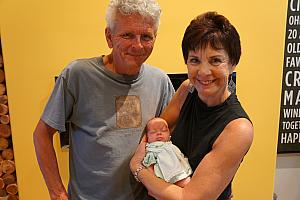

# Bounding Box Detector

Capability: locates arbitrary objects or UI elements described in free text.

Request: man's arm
[33,119,68,200]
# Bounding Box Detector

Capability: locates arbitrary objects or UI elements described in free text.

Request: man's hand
[59,193,69,200]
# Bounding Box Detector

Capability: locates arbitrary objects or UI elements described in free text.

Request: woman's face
[187,45,235,106]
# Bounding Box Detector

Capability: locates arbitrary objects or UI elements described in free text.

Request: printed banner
[277,0,300,153]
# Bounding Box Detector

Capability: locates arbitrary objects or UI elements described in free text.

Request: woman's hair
[182,11,241,66]
[106,0,161,32]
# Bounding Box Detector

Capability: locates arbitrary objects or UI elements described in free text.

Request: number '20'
[288,29,298,39]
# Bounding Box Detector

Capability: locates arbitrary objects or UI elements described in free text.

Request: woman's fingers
[140,134,147,143]
[130,141,147,171]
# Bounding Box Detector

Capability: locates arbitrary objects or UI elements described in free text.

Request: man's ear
[105,28,113,48]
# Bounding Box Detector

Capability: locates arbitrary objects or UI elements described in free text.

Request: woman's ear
[229,64,236,74]
[105,28,113,49]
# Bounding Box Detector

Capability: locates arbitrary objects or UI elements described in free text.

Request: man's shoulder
[66,57,100,71]
[143,63,168,77]
[60,56,102,78]
[56,57,99,82]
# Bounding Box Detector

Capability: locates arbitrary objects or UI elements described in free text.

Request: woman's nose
[197,64,211,76]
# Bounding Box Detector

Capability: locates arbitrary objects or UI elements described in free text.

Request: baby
[143,117,192,187]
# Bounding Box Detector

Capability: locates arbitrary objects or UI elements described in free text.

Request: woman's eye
[187,58,200,65]
[210,58,223,66]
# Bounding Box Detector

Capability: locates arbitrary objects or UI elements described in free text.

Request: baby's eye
[147,130,157,134]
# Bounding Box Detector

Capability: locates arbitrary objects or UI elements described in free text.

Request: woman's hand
[130,136,147,172]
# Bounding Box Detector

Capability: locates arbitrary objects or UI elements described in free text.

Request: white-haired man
[33,0,174,199]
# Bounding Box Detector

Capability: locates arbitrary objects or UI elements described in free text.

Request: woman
[130,11,253,200]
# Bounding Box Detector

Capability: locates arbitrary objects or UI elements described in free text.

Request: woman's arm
[130,118,253,200]
[160,79,190,131]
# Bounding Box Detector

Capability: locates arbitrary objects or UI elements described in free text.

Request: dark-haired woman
[130,11,253,200]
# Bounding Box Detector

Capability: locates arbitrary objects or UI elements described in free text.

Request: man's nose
[132,36,143,48]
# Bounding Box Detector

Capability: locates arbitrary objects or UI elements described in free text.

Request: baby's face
[146,119,170,143]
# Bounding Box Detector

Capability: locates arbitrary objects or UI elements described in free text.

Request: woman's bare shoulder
[215,118,253,153]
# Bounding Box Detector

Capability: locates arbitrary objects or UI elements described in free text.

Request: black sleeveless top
[171,91,250,200]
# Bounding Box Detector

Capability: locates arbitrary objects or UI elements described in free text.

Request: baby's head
[146,117,170,143]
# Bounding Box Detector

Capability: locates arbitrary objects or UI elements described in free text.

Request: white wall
[274,154,300,200]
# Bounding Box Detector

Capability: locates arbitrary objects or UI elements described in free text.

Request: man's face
[105,13,156,75]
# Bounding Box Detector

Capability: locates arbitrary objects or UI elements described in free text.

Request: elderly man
[33,0,174,199]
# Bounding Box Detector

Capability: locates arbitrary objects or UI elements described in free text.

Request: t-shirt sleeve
[41,67,75,132]
[156,75,175,116]
[164,76,175,106]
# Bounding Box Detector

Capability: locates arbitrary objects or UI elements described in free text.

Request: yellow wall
[0,0,285,199]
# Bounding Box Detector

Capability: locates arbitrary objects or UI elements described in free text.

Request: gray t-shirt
[41,56,174,200]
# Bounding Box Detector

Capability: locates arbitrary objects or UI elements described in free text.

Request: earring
[188,82,194,93]
[228,73,236,94]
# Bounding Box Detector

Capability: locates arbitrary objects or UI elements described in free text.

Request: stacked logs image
[0,51,18,200]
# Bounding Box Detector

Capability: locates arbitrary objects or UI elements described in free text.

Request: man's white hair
[106,0,161,32]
